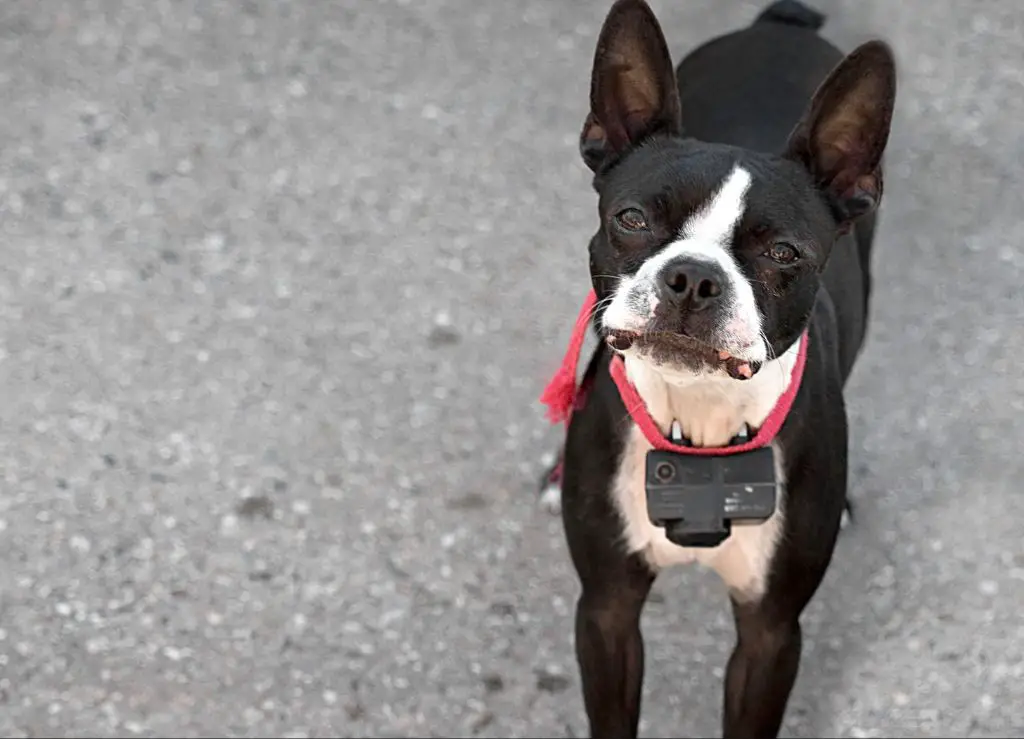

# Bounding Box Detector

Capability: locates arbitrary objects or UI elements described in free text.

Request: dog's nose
[658,259,726,311]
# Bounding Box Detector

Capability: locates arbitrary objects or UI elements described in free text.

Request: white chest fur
[611,339,802,602]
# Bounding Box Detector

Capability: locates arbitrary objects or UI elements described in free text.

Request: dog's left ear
[580,0,682,172]
[785,40,896,225]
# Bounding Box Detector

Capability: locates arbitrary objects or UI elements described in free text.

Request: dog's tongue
[719,351,761,380]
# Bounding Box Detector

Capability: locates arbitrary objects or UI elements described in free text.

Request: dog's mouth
[606,329,762,380]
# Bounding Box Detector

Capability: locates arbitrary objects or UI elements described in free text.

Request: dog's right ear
[580,0,682,172]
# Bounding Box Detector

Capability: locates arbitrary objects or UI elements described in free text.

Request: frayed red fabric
[540,289,809,454]
[539,290,598,424]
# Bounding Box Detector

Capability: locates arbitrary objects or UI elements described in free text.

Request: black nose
[659,259,727,311]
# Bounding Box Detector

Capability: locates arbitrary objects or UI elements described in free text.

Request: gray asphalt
[0,0,1022,737]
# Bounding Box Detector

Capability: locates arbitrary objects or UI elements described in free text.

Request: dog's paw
[840,498,855,531]
[537,450,563,516]
[539,482,562,515]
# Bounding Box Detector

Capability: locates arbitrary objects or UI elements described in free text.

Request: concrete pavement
[1,0,1023,736]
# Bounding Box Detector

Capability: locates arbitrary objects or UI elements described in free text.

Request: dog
[537,1,896,736]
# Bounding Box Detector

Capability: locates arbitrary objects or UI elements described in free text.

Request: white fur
[612,338,802,602]
[602,164,766,362]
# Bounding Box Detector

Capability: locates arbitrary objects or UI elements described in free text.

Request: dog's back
[673,0,877,380]
[674,1,840,154]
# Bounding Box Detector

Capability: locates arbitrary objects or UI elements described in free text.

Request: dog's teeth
[718,350,732,360]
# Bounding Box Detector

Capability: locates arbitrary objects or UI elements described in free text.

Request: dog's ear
[580,0,682,172]
[785,41,896,225]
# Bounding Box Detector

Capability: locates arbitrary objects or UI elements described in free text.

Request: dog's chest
[611,360,793,601]
[612,427,785,599]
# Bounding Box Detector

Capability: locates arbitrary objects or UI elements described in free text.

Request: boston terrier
[537,0,896,736]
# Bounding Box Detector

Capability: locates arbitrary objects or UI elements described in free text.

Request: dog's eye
[767,242,798,264]
[614,208,648,232]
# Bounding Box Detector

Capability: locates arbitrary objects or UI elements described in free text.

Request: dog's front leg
[721,477,845,736]
[574,559,654,739]
[559,344,656,737]
[721,600,803,739]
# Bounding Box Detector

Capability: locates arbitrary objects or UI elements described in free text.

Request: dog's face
[582,0,896,380]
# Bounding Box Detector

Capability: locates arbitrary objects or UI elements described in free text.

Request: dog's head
[583,0,896,380]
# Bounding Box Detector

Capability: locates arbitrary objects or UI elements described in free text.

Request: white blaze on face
[684,165,752,243]
[602,163,766,363]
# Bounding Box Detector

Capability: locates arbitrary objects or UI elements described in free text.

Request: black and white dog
[538,1,896,736]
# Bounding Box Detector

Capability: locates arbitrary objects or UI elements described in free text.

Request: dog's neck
[622,336,804,448]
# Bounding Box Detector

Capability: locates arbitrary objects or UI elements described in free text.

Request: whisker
[585,294,616,324]
[754,326,788,387]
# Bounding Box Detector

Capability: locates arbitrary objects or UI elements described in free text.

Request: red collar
[540,290,810,456]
